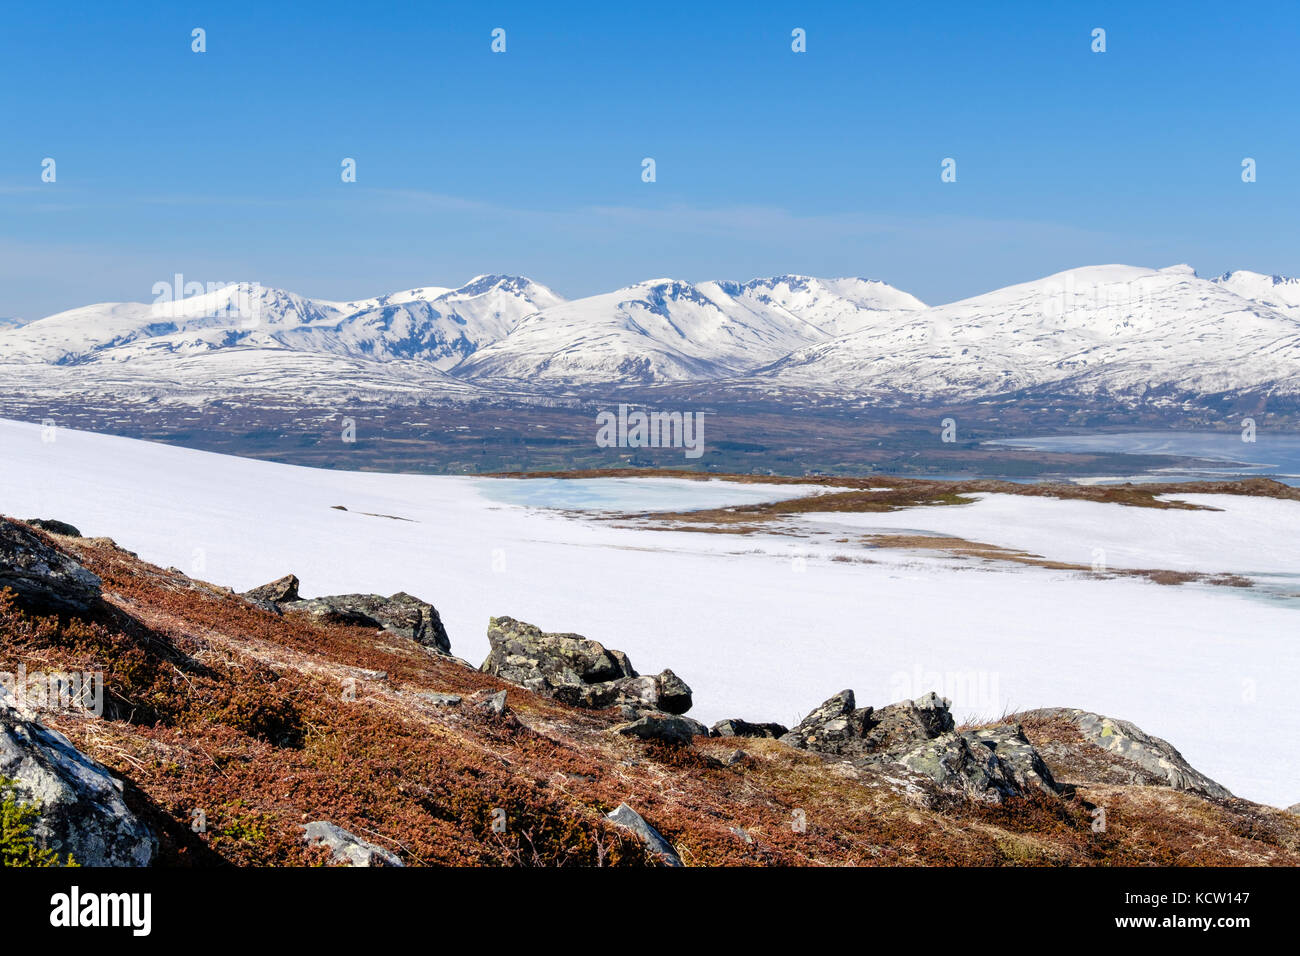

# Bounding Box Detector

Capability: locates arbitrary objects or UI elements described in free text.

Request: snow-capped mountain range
[2,265,1298,408]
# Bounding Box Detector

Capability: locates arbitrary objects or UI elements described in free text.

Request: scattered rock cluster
[241,573,451,654]
[0,515,1253,867]
[771,687,1058,803]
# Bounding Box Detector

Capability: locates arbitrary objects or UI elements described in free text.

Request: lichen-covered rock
[0,518,101,614]
[780,689,955,758]
[711,718,789,739]
[476,689,509,717]
[781,690,956,760]
[1021,707,1231,798]
[860,692,955,752]
[283,591,450,654]
[895,725,1059,803]
[481,617,696,715]
[482,616,632,691]
[577,670,694,714]
[606,803,682,866]
[653,669,693,715]
[778,689,871,753]
[0,693,155,865]
[300,821,403,867]
[609,713,708,746]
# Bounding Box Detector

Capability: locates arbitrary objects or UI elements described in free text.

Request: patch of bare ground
[550,470,1276,590]
[847,534,1254,589]
[2,524,1295,866]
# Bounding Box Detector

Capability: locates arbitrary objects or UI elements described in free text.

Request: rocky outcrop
[610,713,708,746]
[0,693,155,866]
[242,573,300,604]
[300,821,404,867]
[24,519,82,538]
[780,689,1060,802]
[0,518,102,614]
[779,689,953,759]
[605,803,682,867]
[711,718,789,739]
[1021,708,1231,799]
[897,725,1060,803]
[480,617,693,715]
[284,591,451,654]
[240,574,451,654]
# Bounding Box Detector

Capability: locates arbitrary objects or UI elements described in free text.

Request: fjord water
[988,431,1300,485]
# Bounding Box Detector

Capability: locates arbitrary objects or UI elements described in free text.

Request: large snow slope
[0,419,1295,806]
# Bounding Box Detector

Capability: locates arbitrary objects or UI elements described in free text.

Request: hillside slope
[2,516,1297,867]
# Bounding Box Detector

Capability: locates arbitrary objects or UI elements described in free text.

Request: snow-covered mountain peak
[1212,270,1300,315]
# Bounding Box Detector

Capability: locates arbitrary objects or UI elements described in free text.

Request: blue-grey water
[986,431,1300,486]
[476,476,836,512]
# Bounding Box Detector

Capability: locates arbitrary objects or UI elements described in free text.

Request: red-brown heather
[3,525,1298,867]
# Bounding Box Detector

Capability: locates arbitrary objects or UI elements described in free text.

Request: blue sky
[2,0,1296,319]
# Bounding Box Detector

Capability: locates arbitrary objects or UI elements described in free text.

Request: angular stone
[242,573,300,603]
[481,616,632,692]
[893,725,1059,804]
[779,689,872,754]
[605,803,682,867]
[283,591,450,654]
[654,669,693,715]
[609,713,707,746]
[24,519,82,538]
[711,718,789,739]
[861,692,955,753]
[0,518,102,615]
[780,689,954,761]
[300,821,403,867]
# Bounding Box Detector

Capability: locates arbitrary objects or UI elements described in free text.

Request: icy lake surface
[476,477,834,512]
[988,431,1300,484]
[2,418,1297,806]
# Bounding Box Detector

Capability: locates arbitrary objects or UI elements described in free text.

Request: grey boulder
[242,573,300,603]
[283,591,451,654]
[609,713,708,746]
[300,821,403,867]
[711,718,789,739]
[1021,707,1231,799]
[0,518,101,615]
[481,616,693,715]
[779,689,954,760]
[896,725,1060,803]
[605,803,682,867]
[0,693,155,866]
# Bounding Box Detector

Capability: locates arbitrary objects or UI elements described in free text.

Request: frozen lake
[988,430,1300,484]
